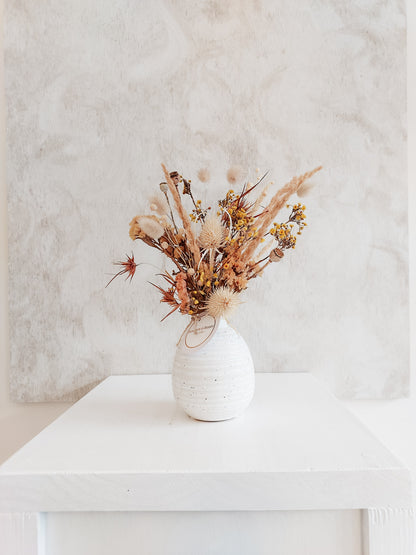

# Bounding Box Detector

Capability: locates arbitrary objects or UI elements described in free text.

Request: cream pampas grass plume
[137,215,164,240]
[198,216,227,250]
[149,194,169,216]
[297,181,315,198]
[206,287,241,318]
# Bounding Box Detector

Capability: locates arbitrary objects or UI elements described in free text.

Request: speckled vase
[172,317,255,421]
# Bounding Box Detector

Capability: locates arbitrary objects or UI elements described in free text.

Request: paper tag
[183,315,218,350]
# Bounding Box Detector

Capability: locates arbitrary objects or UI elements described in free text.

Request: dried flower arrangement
[109,163,322,321]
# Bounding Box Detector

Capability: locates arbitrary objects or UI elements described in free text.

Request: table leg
[0,512,44,555]
[362,508,414,555]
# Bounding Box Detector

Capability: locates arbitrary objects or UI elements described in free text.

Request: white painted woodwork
[362,508,415,555]
[0,374,411,513]
[44,510,362,555]
[0,373,412,554]
[0,513,43,555]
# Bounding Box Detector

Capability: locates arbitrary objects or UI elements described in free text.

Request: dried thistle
[206,287,241,318]
[198,216,227,250]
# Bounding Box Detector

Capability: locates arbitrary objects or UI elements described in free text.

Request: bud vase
[172,316,255,421]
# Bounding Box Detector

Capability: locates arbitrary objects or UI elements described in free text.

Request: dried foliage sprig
[109,163,322,320]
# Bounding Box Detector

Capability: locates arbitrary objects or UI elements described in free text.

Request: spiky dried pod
[206,287,241,318]
[198,216,227,250]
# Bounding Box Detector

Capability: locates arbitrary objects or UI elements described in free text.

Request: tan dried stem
[161,163,201,265]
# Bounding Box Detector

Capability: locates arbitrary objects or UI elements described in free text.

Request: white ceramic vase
[172,317,255,421]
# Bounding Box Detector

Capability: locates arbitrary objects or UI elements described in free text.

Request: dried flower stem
[243,165,322,260]
[161,163,201,265]
[160,185,178,233]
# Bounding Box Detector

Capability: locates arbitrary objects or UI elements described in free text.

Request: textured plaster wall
[5,0,408,401]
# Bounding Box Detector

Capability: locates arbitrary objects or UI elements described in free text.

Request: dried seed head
[159,182,168,193]
[206,287,241,318]
[197,168,210,183]
[226,166,245,185]
[170,171,180,186]
[269,248,284,262]
[198,216,227,250]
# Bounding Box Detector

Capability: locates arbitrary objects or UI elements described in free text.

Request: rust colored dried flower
[175,272,190,313]
[106,253,138,287]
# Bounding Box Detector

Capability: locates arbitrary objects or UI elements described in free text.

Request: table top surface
[0,373,411,511]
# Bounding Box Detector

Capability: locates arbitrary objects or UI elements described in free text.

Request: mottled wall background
[6,0,407,401]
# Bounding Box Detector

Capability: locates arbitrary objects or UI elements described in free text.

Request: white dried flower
[198,216,227,250]
[226,166,245,185]
[297,181,315,198]
[137,215,164,240]
[197,168,210,183]
[206,287,241,318]
[159,182,168,193]
[149,194,169,216]
[161,241,169,249]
